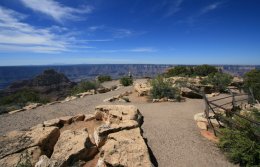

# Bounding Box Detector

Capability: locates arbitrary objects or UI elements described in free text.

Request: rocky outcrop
[95,105,143,125]
[0,127,60,166]
[103,91,132,103]
[181,87,203,99]
[134,82,151,96]
[0,105,152,167]
[50,129,97,166]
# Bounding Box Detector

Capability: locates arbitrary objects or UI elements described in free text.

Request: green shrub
[97,75,112,83]
[0,89,49,106]
[165,66,193,77]
[244,69,260,101]
[218,110,260,166]
[194,64,218,76]
[71,80,100,95]
[150,76,180,100]
[201,72,232,92]
[120,77,133,86]
[165,65,218,77]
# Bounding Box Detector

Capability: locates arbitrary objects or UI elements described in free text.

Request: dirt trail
[0,80,235,167]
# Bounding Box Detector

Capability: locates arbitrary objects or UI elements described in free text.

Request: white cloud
[20,0,93,22]
[0,6,70,53]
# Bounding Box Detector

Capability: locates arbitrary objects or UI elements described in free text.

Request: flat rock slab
[98,128,152,167]
[0,127,59,159]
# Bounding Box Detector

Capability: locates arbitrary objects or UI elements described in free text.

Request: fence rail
[201,87,260,136]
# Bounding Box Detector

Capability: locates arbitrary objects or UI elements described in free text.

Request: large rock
[94,120,139,147]
[97,128,153,167]
[43,118,61,127]
[0,127,60,159]
[0,146,42,167]
[134,83,151,96]
[95,105,143,125]
[181,87,203,99]
[50,129,97,167]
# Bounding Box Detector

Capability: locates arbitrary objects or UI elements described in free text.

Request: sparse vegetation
[165,65,218,77]
[193,64,218,76]
[218,109,260,166]
[201,72,232,92]
[97,75,112,83]
[244,69,260,101]
[150,76,180,100]
[0,89,50,114]
[71,80,100,95]
[120,77,133,86]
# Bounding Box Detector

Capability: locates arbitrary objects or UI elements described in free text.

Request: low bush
[0,89,49,114]
[218,109,260,166]
[244,69,260,101]
[193,64,218,76]
[150,76,180,100]
[165,65,218,77]
[201,72,232,92]
[165,66,193,77]
[120,77,133,86]
[71,80,100,95]
[97,75,112,83]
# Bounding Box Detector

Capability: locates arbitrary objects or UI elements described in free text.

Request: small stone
[197,121,208,130]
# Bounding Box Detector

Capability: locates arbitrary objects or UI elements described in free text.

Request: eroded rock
[51,129,97,167]
[97,128,152,167]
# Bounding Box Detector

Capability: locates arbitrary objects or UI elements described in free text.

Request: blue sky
[0,0,259,66]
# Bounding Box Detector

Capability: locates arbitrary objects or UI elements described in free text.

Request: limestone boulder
[134,83,151,96]
[62,96,77,103]
[43,118,60,127]
[181,87,203,99]
[0,146,42,167]
[50,129,97,167]
[0,127,60,159]
[95,105,143,125]
[23,103,41,110]
[97,128,153,167]
[59,116,73,125]
[72,114,85,122]
[94,120,139,147]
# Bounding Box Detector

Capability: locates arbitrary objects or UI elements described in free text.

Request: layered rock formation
[0,105,153,167]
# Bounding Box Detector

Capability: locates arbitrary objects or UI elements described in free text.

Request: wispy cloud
[178,1,223,26]
[20,0,93,22]
[200,2,222,15]
[0,6,69,53]
[0,6,100,53]
[96,47,157,53]
[164,0,184,17]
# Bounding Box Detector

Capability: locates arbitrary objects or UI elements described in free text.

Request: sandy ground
[0,80,236,167]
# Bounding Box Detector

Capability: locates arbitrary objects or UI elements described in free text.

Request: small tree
[244,69,260,101]
[202,72,232,92]
[97,75,112,83]
[120,77,133,86]
[150,76,180,100]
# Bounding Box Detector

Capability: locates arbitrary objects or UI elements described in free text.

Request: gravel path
[0,80,235,167]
